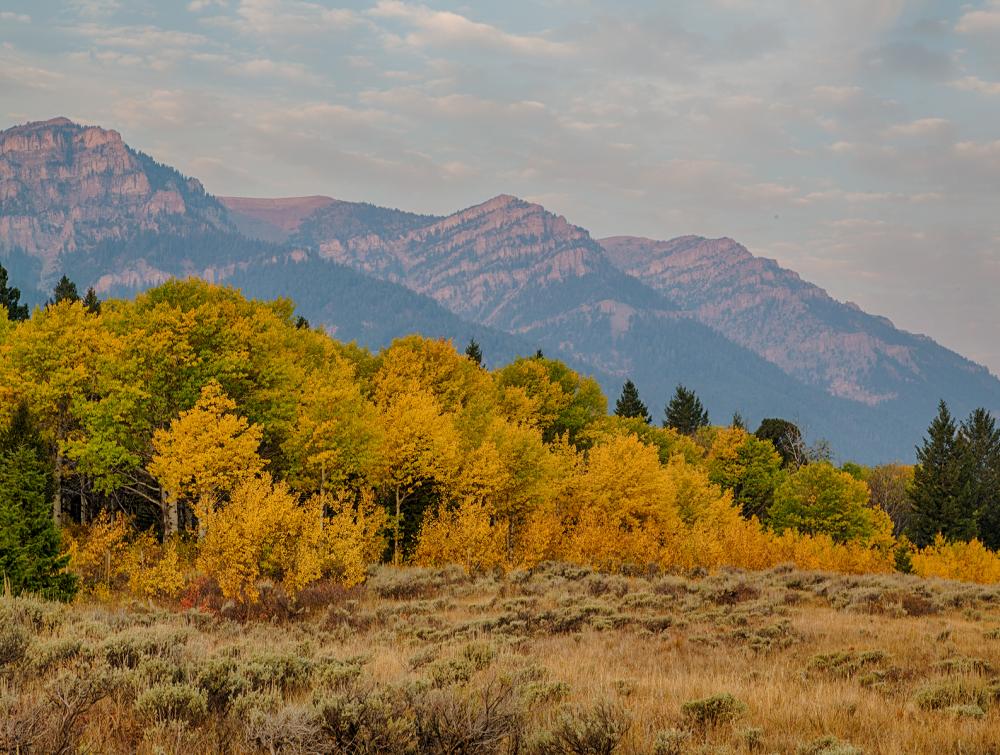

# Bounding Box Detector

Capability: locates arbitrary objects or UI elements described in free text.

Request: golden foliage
[911,535,1000,583]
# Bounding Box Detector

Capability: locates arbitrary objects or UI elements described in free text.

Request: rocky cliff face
[599,235,994,407]
[0,117,230,280]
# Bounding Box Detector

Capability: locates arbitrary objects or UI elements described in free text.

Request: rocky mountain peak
[0,116,229,274]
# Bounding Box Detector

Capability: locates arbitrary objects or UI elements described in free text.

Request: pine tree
[465,338,483,367]
[663,384,709,435]
[0,263,29,321]
[907,400,976,547]
[961,407,1000,549]
[614,379,651,423]
[731,412,747,431]
[82,286,101,314]
[0,403,77,601]
[50,274,80,305]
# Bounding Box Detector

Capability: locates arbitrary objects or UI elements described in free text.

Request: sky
[2,0,1000,372]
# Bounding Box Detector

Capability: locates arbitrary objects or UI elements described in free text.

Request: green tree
[50,275,80,305]
[707,428,785,519]
[0,263,29,322]
[961,408,1000,549]
[907,401,976,547]
[82,286,101,315]
[663,385,709,435]
[868,463,914,537]
[768,462,877,544]
[0,403,77,601]
[614,379,651,424]
[465,338,483,367]
[754,418,802,467]
[731,412,747,431]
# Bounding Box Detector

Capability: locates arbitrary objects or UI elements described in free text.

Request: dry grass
[3,563,1000,753]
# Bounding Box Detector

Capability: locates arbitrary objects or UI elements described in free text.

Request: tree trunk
[394,488,403,566]
[162,487,179,540]
[52,450,63,525]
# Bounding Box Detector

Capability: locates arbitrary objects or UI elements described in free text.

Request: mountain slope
[4,117,998,462]
[599,235,1000,440]
[285,193,929,461]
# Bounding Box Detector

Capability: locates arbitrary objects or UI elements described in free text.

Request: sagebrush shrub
[134,683,208,725]
[680,693,747,728]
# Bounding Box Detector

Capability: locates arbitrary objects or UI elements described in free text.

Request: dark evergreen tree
[50,274,80,305]
[961,407,1000,549]
[907,401,976,548]
[0,263,29,321]
[755,418,803,467]
[663,384,709,435]
[82,287,102,315]
[614,379,651,423]
[731,412,747,431]
[534,349,544,359]
[465,338,483,367]
[294,315,310,329]
[0,403,77,601]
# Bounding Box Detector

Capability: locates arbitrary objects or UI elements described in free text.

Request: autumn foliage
[0,279,998,605]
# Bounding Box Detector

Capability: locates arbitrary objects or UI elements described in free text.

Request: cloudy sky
[3,0,1000,371]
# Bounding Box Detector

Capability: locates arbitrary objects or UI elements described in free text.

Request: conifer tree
[961,407,1000,549]
[663,384,709,435]
[907,400,976,547]
[0,263,29,321]
[731,412,747,431]
[465,338,483,367]
[82,286,101,314]
[0,403,77,601]
[50,274,80,305]
[614,379,651,423]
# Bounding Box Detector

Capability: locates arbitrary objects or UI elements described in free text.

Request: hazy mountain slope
[219,196,337,243]
[600,235,1000,444]
[5,116,997,461]
[223,254,546,367]
[0,117,231,284]
[287,193,924,461]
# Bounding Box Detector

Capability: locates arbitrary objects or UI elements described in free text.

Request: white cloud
[955,1,1000,34]
[0,12,31,23]
[369,1,573,57]
[228,57,317,83]
[952,75,1000,95]
[215,0,360,37]
[883,117,952,138]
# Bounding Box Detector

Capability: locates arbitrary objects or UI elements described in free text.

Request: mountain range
[2,116,997,463]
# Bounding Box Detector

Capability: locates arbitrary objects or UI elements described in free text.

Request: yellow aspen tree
[148,380,265,538]
[375,389,460,564]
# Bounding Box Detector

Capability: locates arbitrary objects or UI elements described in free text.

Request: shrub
[29,637,86,673]
[912,680,985,710]
[535,701,629,754]
[797,736,863,755]
[195,657,248,712]
[240,653,315,692]
[429,657,476,687]
[245,703,323,753]
[412,680,523,755]
[314,689,417,754]
[0,624,29,667]
[652,728,690,755]
[680,693,747,728]
[946,703,985,719]
[134,683,209,725]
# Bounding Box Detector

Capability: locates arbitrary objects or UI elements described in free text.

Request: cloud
[956,2,1000,34]
[0,12,30,23]
[228,57,318,83]
[212,0,360,37]
[72,23,209,50]
[369,1,573,57]
[952,75,1000,95]
[883,117,952,138]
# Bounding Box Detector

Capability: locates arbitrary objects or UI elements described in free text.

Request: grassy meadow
[4,563,1000,754]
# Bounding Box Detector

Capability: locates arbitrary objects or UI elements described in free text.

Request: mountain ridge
[2,116,998,462]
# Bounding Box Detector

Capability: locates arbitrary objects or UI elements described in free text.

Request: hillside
[3,116,999,461]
